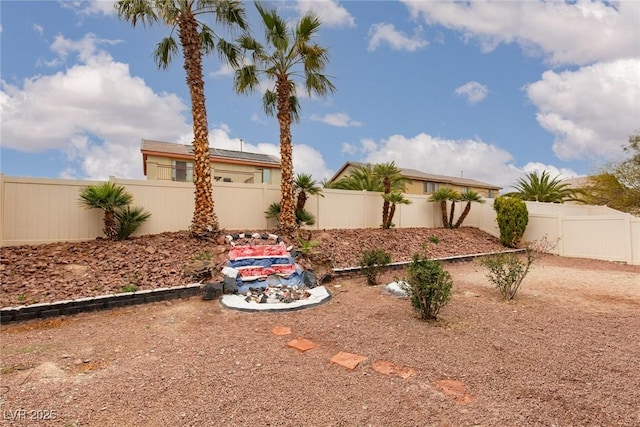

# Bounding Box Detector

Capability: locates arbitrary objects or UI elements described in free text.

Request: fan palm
[428,188,460,228]
[234,2,335,232]
[295,173,323,213]
[329,164,383,191]
[453,190,484,228]
[382,192,412,229]
[115,0,248,237]
[506,170,577,203]
[79,182,133,239]
[373,161,407,230]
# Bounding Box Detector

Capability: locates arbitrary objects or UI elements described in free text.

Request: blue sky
[1,0,639,191]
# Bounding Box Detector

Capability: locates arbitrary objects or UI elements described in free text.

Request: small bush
[428,235,440,245]
[360,248,391,286]
[493,196,529,248]
[479,247,535,300]
[402,253,453,320]
[115,206,151,240]
[194,251,213,261]
[296,237,319,256]
[120,284,138,293]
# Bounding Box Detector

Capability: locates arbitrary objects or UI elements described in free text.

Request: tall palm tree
[79,182,133,240]
[373,161,407,230]
[505,170,577,203]
[429,188,460,228]
[294,173,323,213]
[453,190,484,228]
[382,192,412,229]
[115,0,248,238]
[234,2,335,232]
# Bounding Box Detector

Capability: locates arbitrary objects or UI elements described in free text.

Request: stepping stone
[371,360,415,379]
[272,326,292,336]
[330,351,367,370]
[286,338,316,352]
[434,379,476,404]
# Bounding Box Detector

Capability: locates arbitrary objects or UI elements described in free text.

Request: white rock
[386,281,409,297]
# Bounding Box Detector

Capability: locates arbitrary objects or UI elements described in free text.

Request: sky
[1,0,639,191]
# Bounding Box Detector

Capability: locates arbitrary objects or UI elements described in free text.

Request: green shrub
[264,202,316,227]
[493,196,529,248]
[402,253,453,320]
[115,206,151,240]
[428,235,440,245]
[193,251,213,261]
[479,247,535,300]
[360,248,391,286]
[120,284,138,293]
[296,237,319,256]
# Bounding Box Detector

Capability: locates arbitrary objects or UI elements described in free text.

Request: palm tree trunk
[179,12,219,237]
[381,179,390,229]
[104,209,117,240]
[385,204,396,229]
[448,200,456,229]
[440,201,449,228]
[454,202,472,228]
[276,76,296,232]
[296,191,307,213]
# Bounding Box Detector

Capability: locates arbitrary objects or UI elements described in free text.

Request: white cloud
[454,81,489,104]
[60,0,116,16]
[520,162,581,181]
[33,24,44,36]
[0,33,190,180]
[525,58,640,162]
[293,0,356,28]
[210,63,234,78]
[367,23,428,52]
[341,142,357,155]
[347,132,562,190]
[403,0,640,66]
[310,112,362,127]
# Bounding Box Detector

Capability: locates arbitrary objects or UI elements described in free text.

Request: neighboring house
[141,139,281,184]
[327,162,501,197]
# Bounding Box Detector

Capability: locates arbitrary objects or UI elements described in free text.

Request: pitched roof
[328,161,501,190]
[141,139,281,166]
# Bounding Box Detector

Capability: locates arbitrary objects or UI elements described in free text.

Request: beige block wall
[2,175,637,265]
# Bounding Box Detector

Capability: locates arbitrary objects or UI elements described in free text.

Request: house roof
[140,139,280,175]
[328,161,502,190]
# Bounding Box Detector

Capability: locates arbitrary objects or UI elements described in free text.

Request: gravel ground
[1,228,639,426]
[1,227,508,308]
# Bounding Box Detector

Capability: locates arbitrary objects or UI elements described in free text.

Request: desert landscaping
[1,228,639,426]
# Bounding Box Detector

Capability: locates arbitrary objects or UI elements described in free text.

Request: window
[488,189,494,198]
[172,160,193,182]
[423,181,439,193]
[262,168,271,184]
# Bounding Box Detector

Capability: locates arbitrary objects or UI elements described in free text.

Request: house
[141,139,281,184]
[327,161,501,198]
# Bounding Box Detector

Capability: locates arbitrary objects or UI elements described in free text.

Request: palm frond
[154,36,179,69]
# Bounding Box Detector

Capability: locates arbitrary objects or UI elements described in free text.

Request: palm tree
[295,173,323,213]
[115,0,248,238]
[373,161,407,230]
[79,182,133,239]
[505,170,577,203]
[329,164,383,191]
[429,188,460,228]
[234,2,335,232]
[382,192,412,229]
[453,190,485,228]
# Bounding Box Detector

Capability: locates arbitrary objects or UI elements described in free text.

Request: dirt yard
[1,253,639,426]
